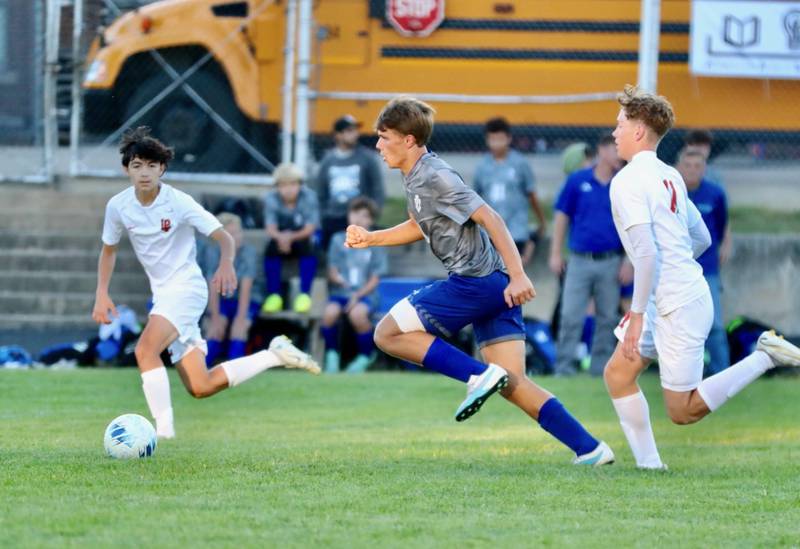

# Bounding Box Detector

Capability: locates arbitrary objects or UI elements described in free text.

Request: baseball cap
[333,114,360,133]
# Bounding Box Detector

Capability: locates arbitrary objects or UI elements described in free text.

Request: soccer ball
[103,413,157,459]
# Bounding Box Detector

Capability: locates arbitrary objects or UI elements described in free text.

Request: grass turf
[1,369,799,547]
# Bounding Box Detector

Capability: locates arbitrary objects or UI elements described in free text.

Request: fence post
[293,0,312,174]
[280,0,297,166]
[70,0,84,176]
[637,0,661,93]
[43,0,61,183]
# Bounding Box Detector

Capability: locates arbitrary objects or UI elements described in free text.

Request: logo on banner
[387,0,445,37]
[785,11,800,49]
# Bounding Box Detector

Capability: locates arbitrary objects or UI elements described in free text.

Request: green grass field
[2,370,799,547]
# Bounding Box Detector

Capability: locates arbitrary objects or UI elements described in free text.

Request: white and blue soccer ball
[103,413,157,459]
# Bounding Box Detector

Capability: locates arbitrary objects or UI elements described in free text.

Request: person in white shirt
[605,86,800,469]
[92,127,320,440]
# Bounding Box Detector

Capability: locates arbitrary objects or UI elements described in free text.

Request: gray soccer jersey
[202,242,258,300]
[327,231,388,297]
[263,186,320,231]
[404,152,505,277]
[473,149,536,243]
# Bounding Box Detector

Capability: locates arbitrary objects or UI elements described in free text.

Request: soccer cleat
[345,354,372,374]
[573,440,615,466]
[156,424,175,440]
[269,335,320,375]
[637,463,669,471]
[293,292,312,314]
[756,330,800,367]
[454,363,509,422]
[261,293,283,314]
[324,349,341,374]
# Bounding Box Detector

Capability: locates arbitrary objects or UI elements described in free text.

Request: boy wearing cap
[316,115,385,248]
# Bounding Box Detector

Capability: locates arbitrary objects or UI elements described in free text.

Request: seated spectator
[473,117,546,264]
[261,162,319,314]
[204,213,260,367]
[320,197,388,374]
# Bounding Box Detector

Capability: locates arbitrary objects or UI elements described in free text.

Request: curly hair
[617,84,675,139]
[119,126,175,167]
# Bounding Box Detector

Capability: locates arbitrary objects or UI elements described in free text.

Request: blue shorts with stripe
[407,270,525,348]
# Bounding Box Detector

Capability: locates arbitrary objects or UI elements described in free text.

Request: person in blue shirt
[549,134,630,376]
[473,117,547,264]
[677,148,732,374]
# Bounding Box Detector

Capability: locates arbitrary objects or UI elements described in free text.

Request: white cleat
[573,440,615,466]
[637,463,669,471]
[269,335,321,375]
[756,330,800,367]
[156,425,175,440]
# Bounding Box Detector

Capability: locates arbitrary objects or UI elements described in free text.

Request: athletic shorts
[408,270,525,348]
[150,277,209,363]
[614,290,713,392]
[219,297,260,321]
[328,295,372,310]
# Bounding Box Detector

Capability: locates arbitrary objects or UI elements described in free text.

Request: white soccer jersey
[610,151,706,315]
[102,183,222,293]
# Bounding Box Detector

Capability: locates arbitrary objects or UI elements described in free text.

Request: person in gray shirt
[321,197,388,374]
[345,97,614,466]
[473,117,547,263]
[316,115,385,248]
[202,213,259,366]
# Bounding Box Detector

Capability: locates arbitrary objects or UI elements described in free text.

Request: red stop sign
[386,0,445,37]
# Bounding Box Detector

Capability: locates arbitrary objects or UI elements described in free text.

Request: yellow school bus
[82,0,799,170]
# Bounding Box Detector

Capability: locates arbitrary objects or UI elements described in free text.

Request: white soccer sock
[612,391,664,469]
[220,350,282,387]
[697,350,773,412]
[141,367,174,436]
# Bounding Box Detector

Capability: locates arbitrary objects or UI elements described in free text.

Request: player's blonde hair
[617,84,675,139]
[376,96,436,146]
[217,212,242,229]
[273,162,304,184]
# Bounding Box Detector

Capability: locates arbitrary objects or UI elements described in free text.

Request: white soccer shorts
[149,277,209,363]
[614,291,713,392]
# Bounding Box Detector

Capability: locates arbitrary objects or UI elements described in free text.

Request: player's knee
[134,341,158,364]
[373,318,393,351]
[666,406,696,426]
[187,380,214,399]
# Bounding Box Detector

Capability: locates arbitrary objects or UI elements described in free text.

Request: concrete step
[0,271,149,294]
[0,231,117,251]
[0,291,150,317]
[0,210,105,231]
[0,249,144,273]
[0,314,98,330]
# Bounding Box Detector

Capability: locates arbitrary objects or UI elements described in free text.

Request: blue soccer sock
[299,255,317,294]
[537,397,599,456]
[321,325,339,351]
[356,331,374,357]
[206,339,222,368]
[422,337,487,383]
[264,256,282,295]
[228,339,247,360]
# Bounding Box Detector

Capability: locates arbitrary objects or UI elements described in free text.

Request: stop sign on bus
[387,0,445,37]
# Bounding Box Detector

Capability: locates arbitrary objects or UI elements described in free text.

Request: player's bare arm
[345,213,424,248]
[470,204,536,307]
[92,243,119,324]
[209,227,237,297]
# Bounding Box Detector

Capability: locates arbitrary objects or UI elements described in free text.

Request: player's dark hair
[485,117,511,135]
[597,134,616,147]
[375,96,435,146]
[348,196,379,220]
[684,129,714,147]
[617,84,675,139]
[119,126,175,167]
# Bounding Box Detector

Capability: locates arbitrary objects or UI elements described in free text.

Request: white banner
[690,0,800,79]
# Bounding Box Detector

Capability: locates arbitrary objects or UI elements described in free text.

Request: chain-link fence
[0,0,56,184]
[305,1,800,200]
[72,0,282,182]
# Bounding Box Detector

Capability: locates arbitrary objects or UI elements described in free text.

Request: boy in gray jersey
[345,97,614,465]
[473,117,546,264]
[321,197,388,374]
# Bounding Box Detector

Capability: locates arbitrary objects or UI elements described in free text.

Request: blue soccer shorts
[407,270,525,348]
